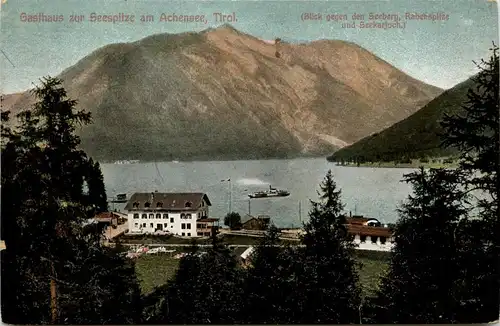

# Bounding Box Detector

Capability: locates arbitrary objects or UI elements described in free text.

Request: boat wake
[236,178,269,186]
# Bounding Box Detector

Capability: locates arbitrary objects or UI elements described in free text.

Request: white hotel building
[124,192,219,237]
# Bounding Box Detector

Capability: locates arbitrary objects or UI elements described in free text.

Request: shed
[241,214,271,230]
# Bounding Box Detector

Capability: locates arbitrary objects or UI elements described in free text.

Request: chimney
[150,192,154,203]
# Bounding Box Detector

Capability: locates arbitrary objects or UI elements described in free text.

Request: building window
[156,213,161,219]
[150,223,153,228]
[181,223,186,229]
[185,201,192,208]
[134,223,138,227]
[149,214,154,219]
[133,202,139,208]
[187,224,191,229]
[142,214,147,219]
[182,233,185,236]
[163,213,169,219]
[164,223,168,228]
[171,225,173,228]
[181,213,185,219]
[186,213,192,219]
[142,223,146,227]
[144,202,151,208]
[187,233,191,236]
[156,202,163,208]
[197,232,203,236]
[170,217,174,223]
[133,213,139,219]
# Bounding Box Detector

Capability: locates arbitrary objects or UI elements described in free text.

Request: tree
[0,77,142,324]
[441,43,499,215]
[224,211,242,230]
[152,228,244,324]
[367,168,469,323]
[241,224,298,323]
[84,157,108,213]
[439,43,500,322]
[294,170,361,323]
[316,169,346,227]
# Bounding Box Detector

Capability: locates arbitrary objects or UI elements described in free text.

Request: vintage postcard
[1,0,498,324]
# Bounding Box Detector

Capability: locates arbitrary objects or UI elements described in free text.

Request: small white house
[124,192,217,237]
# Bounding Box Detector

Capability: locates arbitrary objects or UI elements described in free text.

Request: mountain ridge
[327,76,477,163]
[2,25,443,161]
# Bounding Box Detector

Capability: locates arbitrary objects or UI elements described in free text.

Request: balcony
[196,224,216,237]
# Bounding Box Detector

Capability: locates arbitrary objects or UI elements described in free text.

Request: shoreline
[98,155,330,165]
[333,162,459,169]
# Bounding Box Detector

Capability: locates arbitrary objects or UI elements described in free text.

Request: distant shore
[98,154,330,164]
[334,160,459,169]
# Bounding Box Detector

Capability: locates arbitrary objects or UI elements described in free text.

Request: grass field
[135,254,180,293]
[356,257,389,297]
[135,251,389,298]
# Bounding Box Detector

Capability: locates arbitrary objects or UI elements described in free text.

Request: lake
[101,158,416,228]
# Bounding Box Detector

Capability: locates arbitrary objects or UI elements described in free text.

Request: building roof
[94,212,121,220]
[241,214,271,224]
[241,214,255,224]
[232,247,248,257]
[124,192,211,211]
[197,218,219,223]
[240,246,255,260]
[346,224,392,237]
[346,216,380,225]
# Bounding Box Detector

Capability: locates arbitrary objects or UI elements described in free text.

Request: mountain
[2,25,442,162]
[327,76,476,163]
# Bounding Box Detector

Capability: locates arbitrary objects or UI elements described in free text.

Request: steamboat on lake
[248,185,290,199]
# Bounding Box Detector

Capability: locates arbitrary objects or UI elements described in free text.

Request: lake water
[101,158,415,228]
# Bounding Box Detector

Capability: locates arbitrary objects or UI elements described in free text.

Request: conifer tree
[440,43,499,322]
[0,77,142,324]
[85,157,109,213]
[368,168,469,323]
[153,247,204,323]
[294,170,361,323]
[242,224,298,323]
[441,43,499,217]
[153,229,244,324]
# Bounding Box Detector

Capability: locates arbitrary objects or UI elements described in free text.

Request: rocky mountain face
[2,25,442,161]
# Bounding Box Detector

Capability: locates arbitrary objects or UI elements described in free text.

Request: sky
[0,0,498,94]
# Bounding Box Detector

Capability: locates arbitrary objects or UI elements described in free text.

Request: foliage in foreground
[1,77,142,324]
[146,233,245,324]
[294,170,361,324]
[365,44,499,324]
[366,168,469,323]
